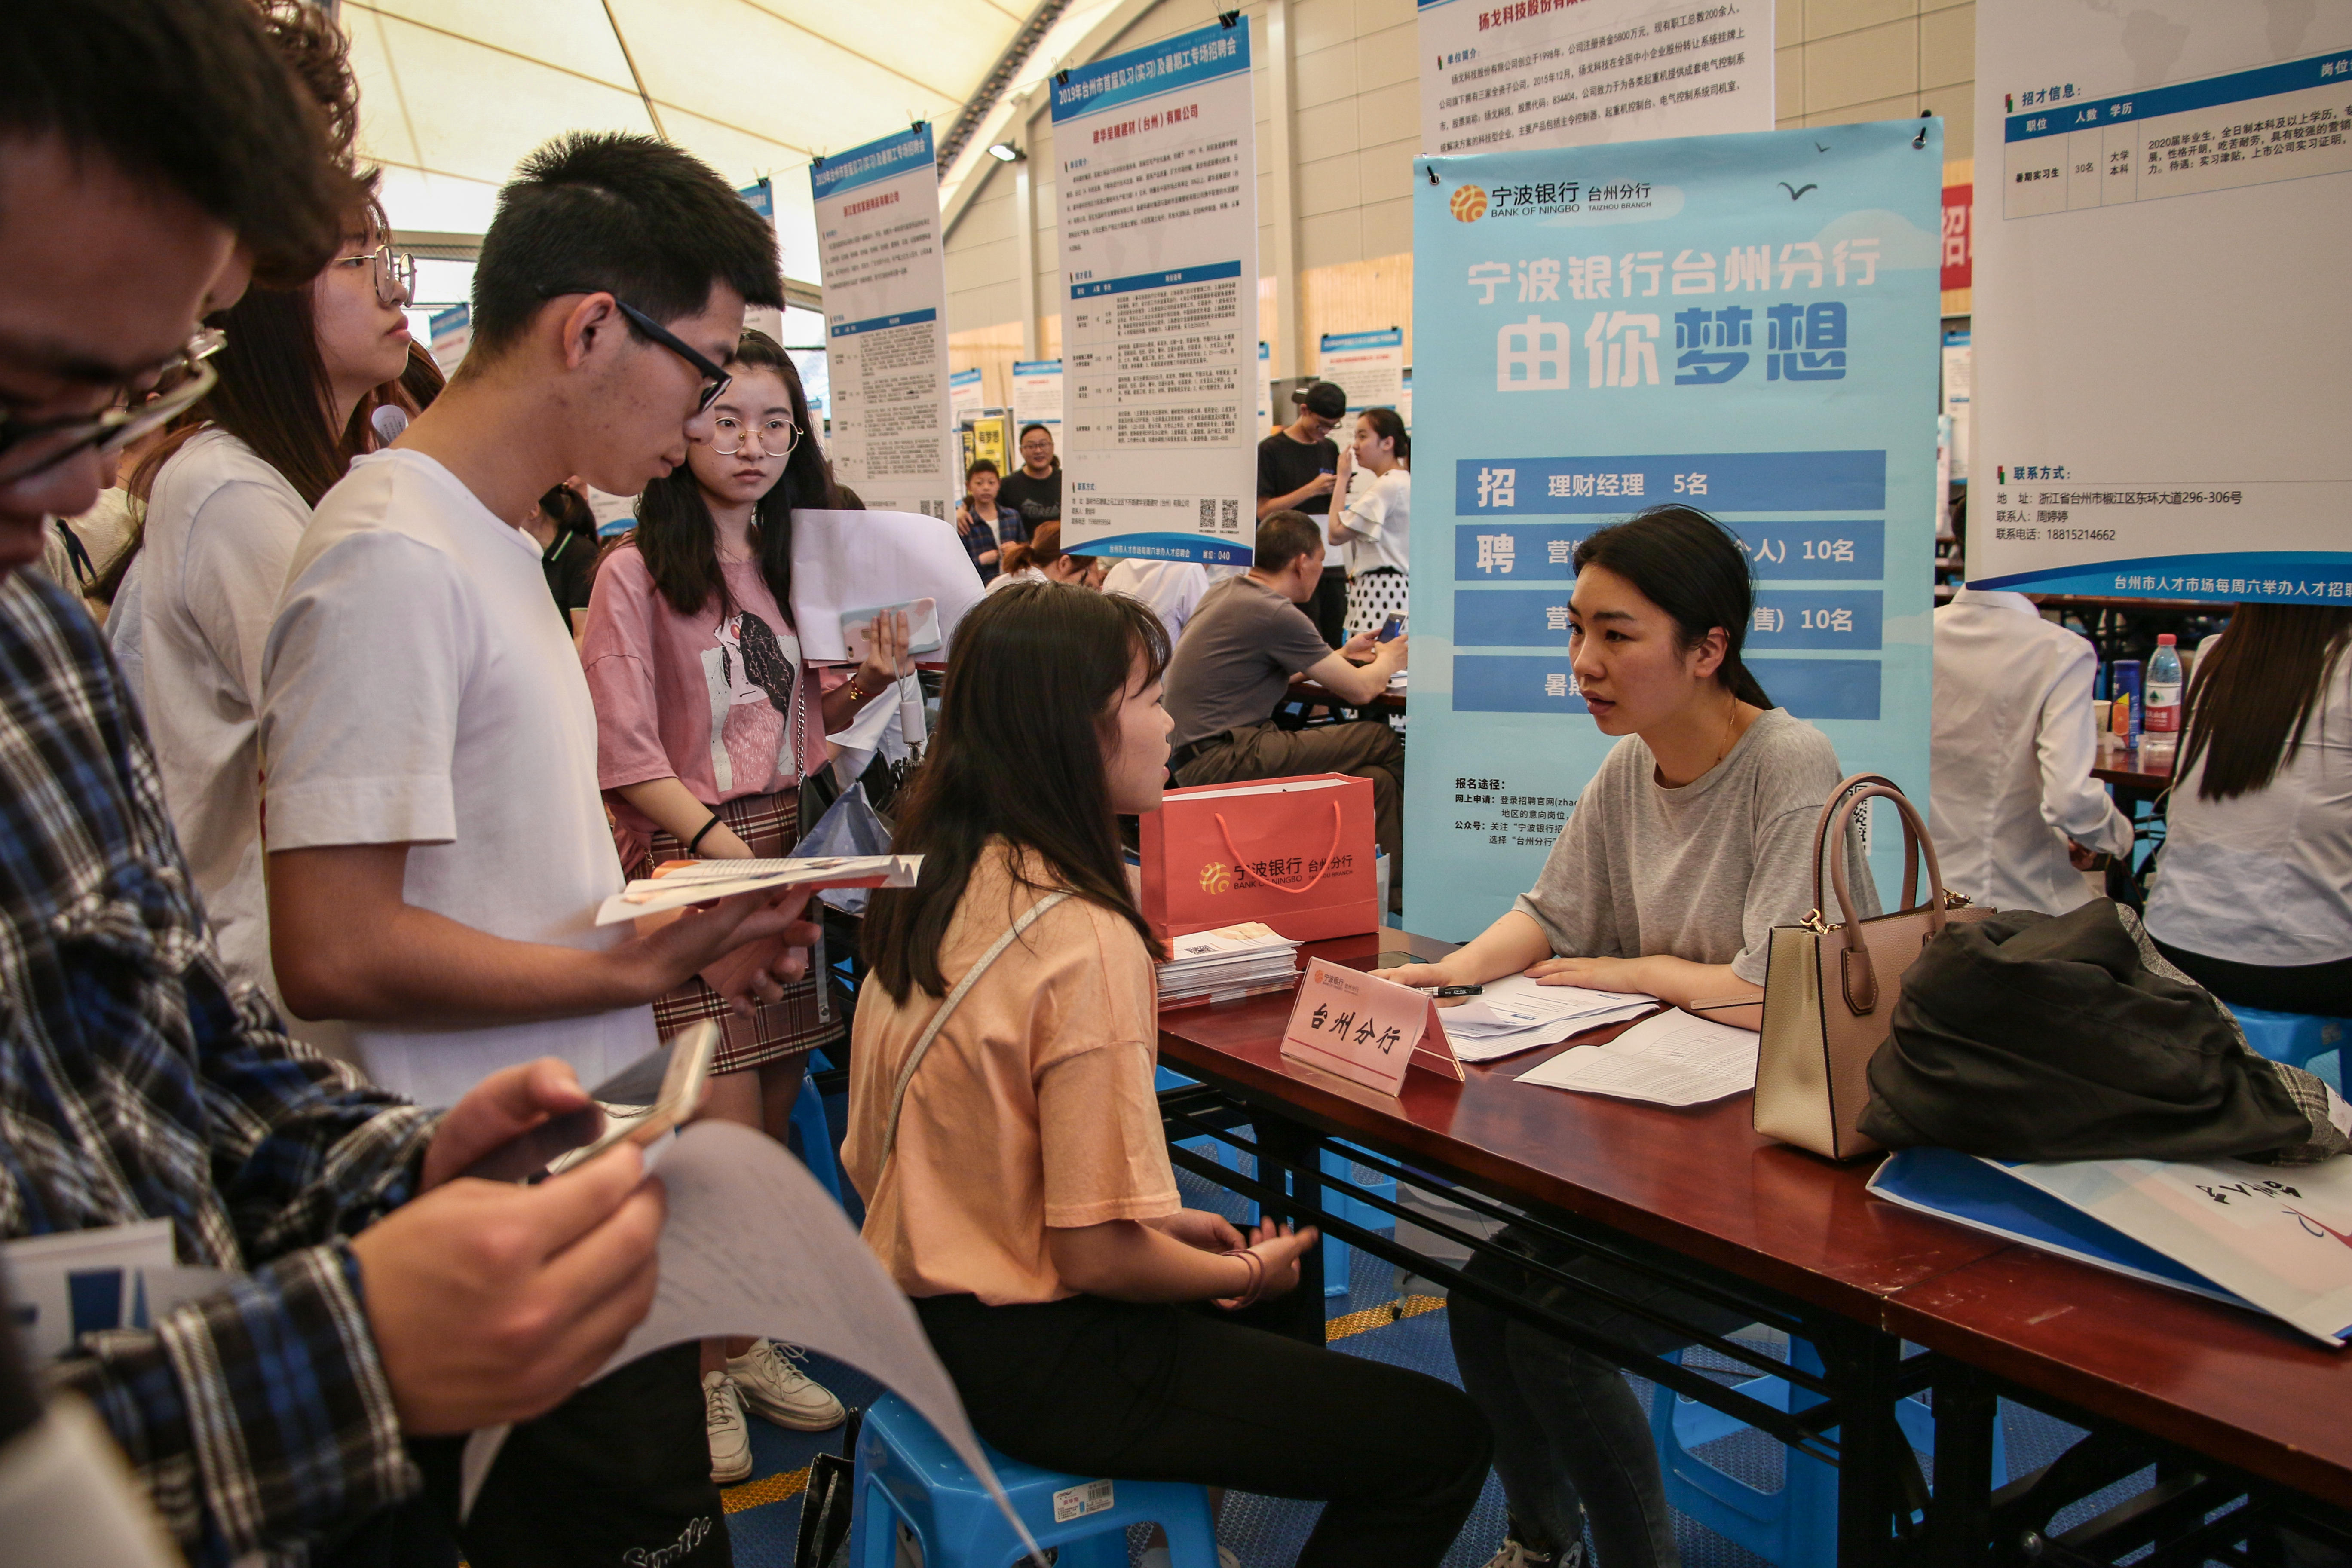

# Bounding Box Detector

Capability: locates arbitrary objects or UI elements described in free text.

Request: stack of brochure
[1157,922,1302,1009]
[1436,974,1660,1063]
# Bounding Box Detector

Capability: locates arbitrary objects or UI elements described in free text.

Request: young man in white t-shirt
[260,131,811,1568]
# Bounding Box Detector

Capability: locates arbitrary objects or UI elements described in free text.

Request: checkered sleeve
[61,1244,413,1562]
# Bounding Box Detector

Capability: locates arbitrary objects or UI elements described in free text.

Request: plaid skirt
[633,789,845,1074]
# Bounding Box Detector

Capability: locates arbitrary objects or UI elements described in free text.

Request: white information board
[1317,328,1406,412]
[1011,358,1063,430]
[1969,0,2352,602]
[811,125,956,518]
[1050,20,1260,565]
[948,367,984,422]
[1418,0,1771,156]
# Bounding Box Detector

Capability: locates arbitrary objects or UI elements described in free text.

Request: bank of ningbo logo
[1198,861,1234,894]
[1450,184,1488,222]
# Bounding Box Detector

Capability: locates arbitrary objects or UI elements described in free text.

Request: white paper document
[1436,974,1661,1063]
[461,1124,1038,1555]
[789,509,984,664]
[596,854,922,925]
[1517,1008,1760,1106]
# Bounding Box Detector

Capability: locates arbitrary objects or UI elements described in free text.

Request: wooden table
[1285,677,1406,716]
[1158,926,2352,1566]
[2091,744,2173,794]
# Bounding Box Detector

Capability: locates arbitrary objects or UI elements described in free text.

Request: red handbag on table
[1138,774,1380,943]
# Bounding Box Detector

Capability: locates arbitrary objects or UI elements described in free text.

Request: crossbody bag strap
[879,890,1074,1167]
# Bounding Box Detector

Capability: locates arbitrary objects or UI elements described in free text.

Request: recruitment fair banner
[1418,0,1770,157]
[1969,1,2352,603]
[1050,19,1259,565]
[1011,358,1063,432]
[811,125,956,518]
[1404,122,1943,939]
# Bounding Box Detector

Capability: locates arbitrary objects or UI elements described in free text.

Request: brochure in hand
[595,854,922,925]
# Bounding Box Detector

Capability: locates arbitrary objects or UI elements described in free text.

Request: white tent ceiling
[343,0,1041,279]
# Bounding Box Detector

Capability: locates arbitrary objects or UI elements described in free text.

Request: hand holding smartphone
[458,1022,720,1183]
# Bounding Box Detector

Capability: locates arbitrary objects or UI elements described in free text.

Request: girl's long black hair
[1572,505,1772,708]
[632,329,839,618]
[863,583,1170,1001]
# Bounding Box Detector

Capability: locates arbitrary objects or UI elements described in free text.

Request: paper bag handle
[1215,802,1344,897]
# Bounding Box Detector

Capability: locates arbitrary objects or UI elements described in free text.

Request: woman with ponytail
[1374,505,1873,1568]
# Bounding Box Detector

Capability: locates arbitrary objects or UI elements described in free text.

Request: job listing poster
[1418,0,1771,157]
[1404,122,1944,939]
[811,125,956,518]
[1969,0,2352,603]
[1051,20,1259,565]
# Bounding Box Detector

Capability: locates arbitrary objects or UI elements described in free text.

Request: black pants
[2155,939,2352,1019]
[915,1293,1490,1568]
[1305,565,1349,649]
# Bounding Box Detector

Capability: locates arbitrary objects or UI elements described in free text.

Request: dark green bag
[1859,900,2346,1164]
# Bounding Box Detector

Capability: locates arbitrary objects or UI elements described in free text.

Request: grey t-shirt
[1164,575,1333,748]
[1512,707,1877,984]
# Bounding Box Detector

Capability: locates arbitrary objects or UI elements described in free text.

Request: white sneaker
[703,1369,753,1485]
[726,1339,847,1431]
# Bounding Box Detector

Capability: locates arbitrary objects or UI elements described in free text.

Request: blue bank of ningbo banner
[1405,122,1944,940]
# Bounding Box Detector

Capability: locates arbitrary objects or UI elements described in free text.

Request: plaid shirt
[0,571,438,1563]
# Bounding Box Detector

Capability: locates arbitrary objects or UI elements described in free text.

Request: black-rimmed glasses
[0,327,226,487]
[536,287,732,413]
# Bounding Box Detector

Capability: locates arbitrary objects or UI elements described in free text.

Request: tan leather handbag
[1753,775,1993,1160]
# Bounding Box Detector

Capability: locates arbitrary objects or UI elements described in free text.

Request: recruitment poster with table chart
[1404,122,1944,939]
[1051,20,1260,566]
[811,125,957,518]
[1969,0,2352,603]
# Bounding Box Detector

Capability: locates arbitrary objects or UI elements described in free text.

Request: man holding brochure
[262,132,820,1565]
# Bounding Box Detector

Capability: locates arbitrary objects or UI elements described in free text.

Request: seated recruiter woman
[580,331,916,1482]
[986,521,1104,591]
[1326,405,1410,635]
[1374,506,1873,1568]
[2145,603,2352,1016]
[954,457,1024,584]
[843,585,1491,1568]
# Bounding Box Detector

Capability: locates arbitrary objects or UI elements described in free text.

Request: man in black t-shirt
[1257,380,1348,647]
[997,422,1062,532]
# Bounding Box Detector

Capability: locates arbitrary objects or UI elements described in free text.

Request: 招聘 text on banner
[1403,121,1944,939]
[812,125,956,518]
[1051,19,1260,565]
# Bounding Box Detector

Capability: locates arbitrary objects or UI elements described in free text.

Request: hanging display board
[1417,0,1771,157]
[811,125,956,518]
[949,368,985,422]
[1403,121,1944,939]
[1317,328,1406,411]
[1050,19,1260,565]
[1969,0,2352,603]
[1011,358,1064,432]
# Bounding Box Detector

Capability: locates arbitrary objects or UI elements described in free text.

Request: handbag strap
[1825,784,1951,1012]
[878,890,1072,1167]
[1214,801,1344,896]
[1810,773,1913,916]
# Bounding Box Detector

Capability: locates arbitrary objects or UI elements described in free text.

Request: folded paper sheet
[461,1124,1040,1555]
[1438,974,1661,1063]
[596,854,922,925]
[1517,1008,1760,1106]
[790,509,984,664]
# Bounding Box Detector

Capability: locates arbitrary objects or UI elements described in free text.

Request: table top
[1883,1245,2352,1510]
[2091,744,2174,790]
[1161,926,2352,1506]
[1157,928,2006,1323]
[1288,678,1407,714]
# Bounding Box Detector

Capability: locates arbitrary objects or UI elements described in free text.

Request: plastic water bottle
[2143,635,2183,760]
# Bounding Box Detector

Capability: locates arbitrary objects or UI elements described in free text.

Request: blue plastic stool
[789,1067,845,1206]
[2228,1004,2345,1090]
[1648,1338,2002,1568]
[851,1393,1219,1568]
[1316,1146,1398,1300]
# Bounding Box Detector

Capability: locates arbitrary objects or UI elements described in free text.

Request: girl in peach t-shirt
[844,583,1490,1568]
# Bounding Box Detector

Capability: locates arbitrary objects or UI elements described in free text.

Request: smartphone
[1377,615,1406,643]
[458,1021,720,1183]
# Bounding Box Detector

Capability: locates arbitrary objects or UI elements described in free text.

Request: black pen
[1433,985,1482,998]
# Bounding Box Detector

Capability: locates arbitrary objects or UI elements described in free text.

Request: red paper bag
[1139,774,1379,943]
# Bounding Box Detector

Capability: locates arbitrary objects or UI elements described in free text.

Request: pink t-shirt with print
[581,543,827,867]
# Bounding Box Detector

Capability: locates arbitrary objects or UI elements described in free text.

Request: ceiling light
[987,141,1024,162]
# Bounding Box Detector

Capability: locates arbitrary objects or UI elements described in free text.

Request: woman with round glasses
[578,331,916,1480]
[99,208,414,1026]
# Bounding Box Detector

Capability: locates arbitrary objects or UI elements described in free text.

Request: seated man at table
[1375,508,1874,1568]
[1162,510,1408,879]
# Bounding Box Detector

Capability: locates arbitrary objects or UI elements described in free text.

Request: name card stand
[1278,958,1465,1096]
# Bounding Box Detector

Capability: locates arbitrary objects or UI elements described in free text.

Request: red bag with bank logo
[1138,774,1379,943]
